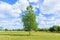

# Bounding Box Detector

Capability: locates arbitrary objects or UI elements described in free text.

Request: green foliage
[22,5,38,31]
[49,25,60,32]
[5,29,8,31]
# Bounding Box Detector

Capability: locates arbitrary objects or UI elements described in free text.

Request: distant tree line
[0,25,60,33]
[38,25,60,32]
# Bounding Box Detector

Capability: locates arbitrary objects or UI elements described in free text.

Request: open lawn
[0,31,60,40]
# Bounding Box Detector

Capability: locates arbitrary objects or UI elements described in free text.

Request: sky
[0,0,60,29]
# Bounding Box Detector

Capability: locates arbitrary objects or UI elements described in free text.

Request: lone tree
[22,5,38,35]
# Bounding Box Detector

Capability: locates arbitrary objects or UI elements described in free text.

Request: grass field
[0,31,60,40]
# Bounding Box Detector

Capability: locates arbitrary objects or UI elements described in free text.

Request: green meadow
[0,31,60,40]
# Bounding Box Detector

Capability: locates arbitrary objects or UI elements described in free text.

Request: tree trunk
[29,31,31,36]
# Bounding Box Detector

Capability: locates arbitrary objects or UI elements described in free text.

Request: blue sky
[0,0,17,4]
[0,0,60,29]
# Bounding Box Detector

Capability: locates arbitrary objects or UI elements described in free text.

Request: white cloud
[13,0,29,11]
[28,0,39,3]
[0,1,22,18]
[36,0,60,28]
[0,18,23,29]
[0,0,30,29]
[41,0,60,14]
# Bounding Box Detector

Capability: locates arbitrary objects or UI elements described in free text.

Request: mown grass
[0,31,60,40]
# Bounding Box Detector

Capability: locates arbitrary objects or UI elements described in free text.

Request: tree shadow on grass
[0,34,29,36]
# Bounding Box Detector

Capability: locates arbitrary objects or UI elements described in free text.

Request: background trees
[22,5,38,35]
[49,25,60,32]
